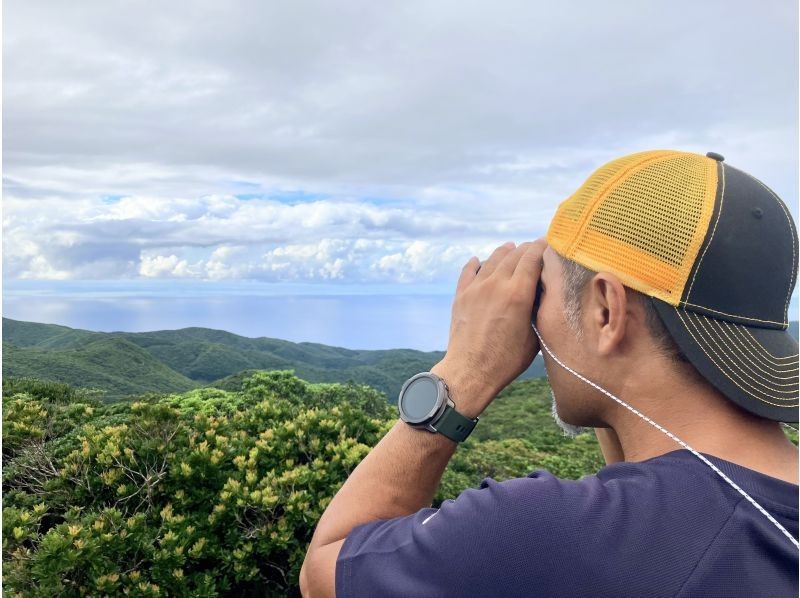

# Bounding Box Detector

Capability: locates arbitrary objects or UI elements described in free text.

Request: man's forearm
[307,360,493,550]
[307,416,456,550]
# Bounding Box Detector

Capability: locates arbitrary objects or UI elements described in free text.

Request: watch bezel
[398,372,448,426]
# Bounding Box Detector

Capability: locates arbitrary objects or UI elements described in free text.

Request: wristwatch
[397,371,479,443]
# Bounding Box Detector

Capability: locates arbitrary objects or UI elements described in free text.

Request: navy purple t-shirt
[336,448,799,597]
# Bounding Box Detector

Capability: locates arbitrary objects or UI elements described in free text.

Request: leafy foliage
[2,371,401,596]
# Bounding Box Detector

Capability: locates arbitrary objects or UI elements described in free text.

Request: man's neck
[608,388,799,485]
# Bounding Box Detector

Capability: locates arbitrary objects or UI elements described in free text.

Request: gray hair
[556,252,698,372]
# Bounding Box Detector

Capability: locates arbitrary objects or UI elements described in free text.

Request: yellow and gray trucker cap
[546,149,799,423]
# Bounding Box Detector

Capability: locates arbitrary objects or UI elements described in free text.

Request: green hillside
[3,337,199,398]
[1,318,100,349]
[2,318,546,401]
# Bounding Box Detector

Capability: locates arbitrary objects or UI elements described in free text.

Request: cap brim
[649,297,799,423]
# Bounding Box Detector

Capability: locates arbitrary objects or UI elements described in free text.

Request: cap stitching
[722,320,800,367]
[675,309,798,406]
[692,313,799,391]
[712,318,800,374]
[742,327,799,361]
[733,167,798,319]
[685,161,725,303]
[682,312,797,402]
[678,313,798,406]
[678,301,787,326]
[719,331,798,384]
[714,316,800,367]
[705,316,799,383]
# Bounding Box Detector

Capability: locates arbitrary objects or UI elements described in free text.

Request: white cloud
[3,190,543,282]
[139,254,202,278]
[3,0,798,284]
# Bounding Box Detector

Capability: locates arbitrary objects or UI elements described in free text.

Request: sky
[2,0,799,344]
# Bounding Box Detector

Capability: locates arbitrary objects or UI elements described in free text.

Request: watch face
[399,375,441,424]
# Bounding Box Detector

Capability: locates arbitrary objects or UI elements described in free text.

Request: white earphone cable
[530,322,800,551]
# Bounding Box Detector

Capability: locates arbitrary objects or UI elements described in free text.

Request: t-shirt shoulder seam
[641,455,800,490]
[674,496,745,597]
[641,457,799,509]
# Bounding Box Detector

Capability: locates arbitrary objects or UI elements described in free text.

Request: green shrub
[2,377,105,406]
[2,372,395,596]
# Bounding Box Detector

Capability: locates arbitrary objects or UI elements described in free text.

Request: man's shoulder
[497,456,682,504]
[490,454,728,524]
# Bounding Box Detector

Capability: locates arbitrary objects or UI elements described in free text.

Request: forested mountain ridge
[2,317,547,401]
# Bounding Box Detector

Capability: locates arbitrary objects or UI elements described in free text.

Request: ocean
[2,280,456,352]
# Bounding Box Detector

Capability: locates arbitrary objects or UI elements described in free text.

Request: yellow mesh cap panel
[547,150,669,253]
[546,150,718,306]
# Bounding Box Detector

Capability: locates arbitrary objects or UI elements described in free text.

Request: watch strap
[433,404,478,443]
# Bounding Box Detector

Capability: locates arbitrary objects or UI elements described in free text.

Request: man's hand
[431,238,547,420]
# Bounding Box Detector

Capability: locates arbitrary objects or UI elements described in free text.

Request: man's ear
[587,272,629,356]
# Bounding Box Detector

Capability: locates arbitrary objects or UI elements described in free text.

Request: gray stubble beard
[549,388,591,438]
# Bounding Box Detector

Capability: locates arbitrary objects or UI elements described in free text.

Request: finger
[494,241,536,278]
[456,256,480,294]
[475,241,516,280]
[512,238,547,283]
